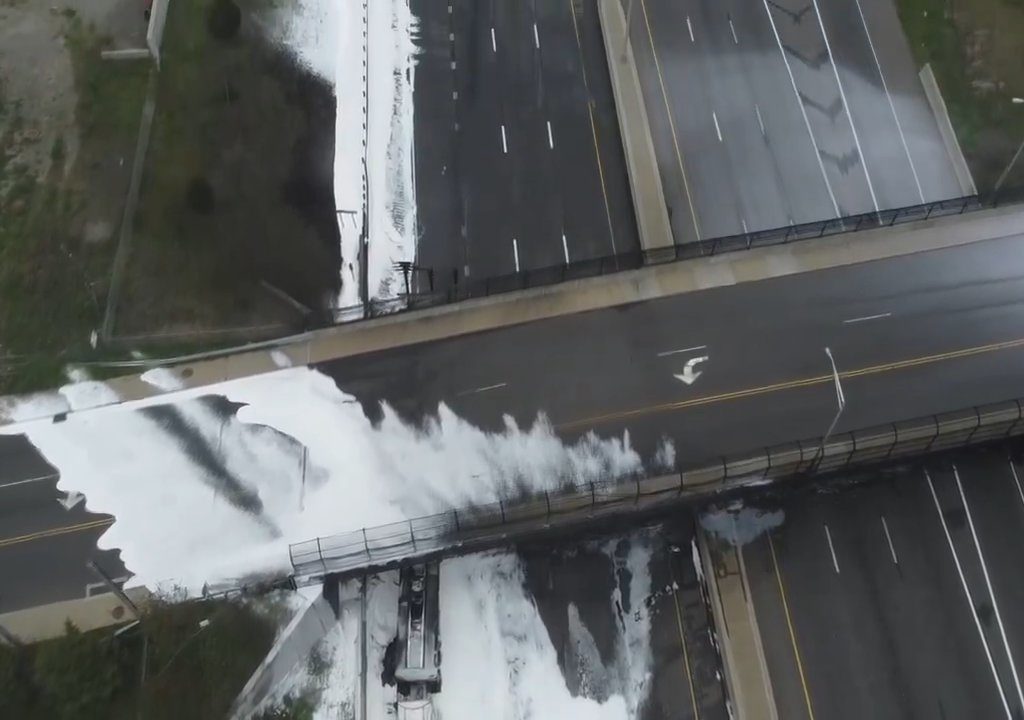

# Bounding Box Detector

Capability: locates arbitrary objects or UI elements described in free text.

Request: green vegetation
[0,18,148,394]
[120,0,337,338]
[896,0,1024,190]
[0,596,279,720]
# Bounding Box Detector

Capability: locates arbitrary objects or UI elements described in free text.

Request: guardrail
[412,194,980,302]
[289,398,1024,580]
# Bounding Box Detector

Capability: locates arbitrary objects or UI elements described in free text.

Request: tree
[32,621,122,720]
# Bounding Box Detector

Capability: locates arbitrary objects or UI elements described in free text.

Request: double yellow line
[557,336,1024,432]
[0,517,113,551]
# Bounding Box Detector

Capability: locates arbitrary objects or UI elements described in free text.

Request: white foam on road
[436,551,630,720]
[263,0,419,310]
[3,367,642,594]
[332,1,367,309]
[365,0,418,302]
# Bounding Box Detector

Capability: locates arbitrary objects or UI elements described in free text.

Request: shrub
[32,621,123,720]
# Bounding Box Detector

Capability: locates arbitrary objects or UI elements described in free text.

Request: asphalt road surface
[740,446,1024,719]
[411,0,638,293]
[626,0,963,243]
[519,519,727,719]
[7,228,1024,611]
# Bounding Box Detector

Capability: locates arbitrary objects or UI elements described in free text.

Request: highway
[741,449,1024,719]
[519,520,728,719]
[6,230,1024,612]
[410,0,638,292]
[626,0,963,242]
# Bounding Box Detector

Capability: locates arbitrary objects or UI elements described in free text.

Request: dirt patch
[898,0,1024,191]
[115,0,340,339]
[0,3,149,393]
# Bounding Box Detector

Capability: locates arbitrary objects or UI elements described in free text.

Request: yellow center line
[588,104,619,255]
[568,0,590,92]
[638,0,701,241]
[556,335,1024,432]
[668,557,702,720]
[568,0,618,255]
[768,533,816,720]
[0,517,114,550]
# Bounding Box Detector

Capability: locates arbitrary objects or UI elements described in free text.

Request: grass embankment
[896,0,1024,191]
[119,0,339,338]
[0,18,148,394]
[0,595,284,720]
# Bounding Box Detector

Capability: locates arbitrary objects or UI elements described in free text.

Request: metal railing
[413,195,981,303]
[289,398,1024,580]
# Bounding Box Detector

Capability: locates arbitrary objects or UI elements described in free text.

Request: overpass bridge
[288,397,1024,584]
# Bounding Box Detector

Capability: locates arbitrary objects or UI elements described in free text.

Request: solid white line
[501,124,508,154]
[512,238,520,272]
[458,382,508,396]
[1009,459,1024,510]
[850,0,925,203]
[491,27,497,53]
[712,111,723,142]
[0,473,58,490]
[842,312,891,324]
[926,470,1014,719]
[809,0,880,213]
[760,0,840,218]
[547,120,554,149]
[755,104,766,137]
[533,22,540,50]
[824,524,840,574]
[686,16,694,43]
[729,17,738,44]
[562,233,569,263]
[657,344,707,358]
[880,515,898,565]
[953,465,1024,711]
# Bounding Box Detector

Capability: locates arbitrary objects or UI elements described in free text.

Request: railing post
[409,519,416,550]
[886,425,899,459]
[316,537,326,575]
[635,477,641,504]
[923,416,942,452]
[499,499,506,523]
[590,482,596,508]
[362,528,370,558]
[1006,400,1024,438]
[678,469,685,495]
[452,508,461,532]
[965,407,983,445]
[544,491,551,517]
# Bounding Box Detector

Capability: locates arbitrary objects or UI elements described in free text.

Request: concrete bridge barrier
[290,398,1024,583]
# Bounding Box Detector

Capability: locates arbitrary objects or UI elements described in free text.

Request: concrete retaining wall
[920,63,977,195]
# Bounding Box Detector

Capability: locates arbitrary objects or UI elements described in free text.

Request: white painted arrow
[674,356,709,386]
[59,491,85,511]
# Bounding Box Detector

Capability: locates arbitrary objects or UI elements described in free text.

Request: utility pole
[992,98,1024,198]
[817,347,846,467]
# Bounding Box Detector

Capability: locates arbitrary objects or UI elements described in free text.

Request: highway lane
[6,230,1024,611]
[630,0,962,242]
[411,0,638,292]
[0,463,124,613]
[740,449,1024,719]
[322,232,1024,465]
[519,520,728,719]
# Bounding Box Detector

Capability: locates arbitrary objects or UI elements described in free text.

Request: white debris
[2,367,641,594]
[435,552,630,720]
